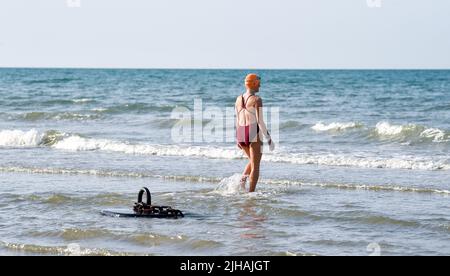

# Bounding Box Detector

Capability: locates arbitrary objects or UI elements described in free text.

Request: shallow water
[0,69,449,255]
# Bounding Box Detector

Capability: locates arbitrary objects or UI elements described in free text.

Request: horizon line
[1,66,449,71]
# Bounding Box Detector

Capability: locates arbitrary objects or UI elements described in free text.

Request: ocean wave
[374,122,449,143]
[148,118,212,129]
[0,129,66,147]
[51,135,242,160]
[1,165,449,195]
[0,99,96,110]
[20,111,100,121]
[375,121,416,136]
[1,129,449,171]
[93,103,174,115]
[311,122,363,132]
[22,78,80,85]
[280,121,305,130]
[0,129,44,147]
[17,192,131,207]
[264,179,450,195]
[72,98,94,104]
[0,166,221,183]
[28,229,199,249]
[310,121,449,143]
[419,128,447,142]
[40,98,97,106]
[30,228,117,241]
[264,153,449,171]
[0,241,134,256]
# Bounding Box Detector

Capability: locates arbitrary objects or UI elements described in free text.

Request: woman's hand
[268,139,275,151]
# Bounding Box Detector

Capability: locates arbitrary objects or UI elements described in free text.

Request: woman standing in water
[236,74,275,192]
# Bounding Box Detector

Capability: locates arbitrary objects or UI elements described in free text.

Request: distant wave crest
[374,121,449,143]
[310,121,449,143]
[0,129,44,147]
[312,122,363,132]
[1,129,448,171]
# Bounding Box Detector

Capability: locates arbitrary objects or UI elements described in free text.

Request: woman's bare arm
[255,97,274,149]
[235,96,242,149]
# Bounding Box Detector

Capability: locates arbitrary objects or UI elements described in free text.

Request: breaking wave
[311,122,363,132]
[374,122,449,143]
[1,129,449,171]
[310,121,449,143]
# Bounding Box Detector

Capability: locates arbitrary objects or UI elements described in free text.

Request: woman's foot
[240,175,249,191]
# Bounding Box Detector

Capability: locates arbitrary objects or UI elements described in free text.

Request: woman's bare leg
[249,141,262,192]
[240,145,251,190]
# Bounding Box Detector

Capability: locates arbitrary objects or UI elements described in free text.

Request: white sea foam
[311,122,362,132]
[376,122,404,136]
[375,122,408,136]
[375,122,449,142]
[0,129,43,147]
[311,121,449,143]
[0,166,221,183]
[53,135,448,171]
[52,135,243,159]
[72,98,93,103]
[262,179,450,195]
[263,153,449,171]
[1,129,449,171]
[420,128,448,142]
[92,108,108,112]
[213,174,247,195]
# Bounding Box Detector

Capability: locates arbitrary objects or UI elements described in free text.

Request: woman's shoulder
[252,95,263,105]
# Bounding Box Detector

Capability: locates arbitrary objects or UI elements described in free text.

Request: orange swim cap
[245,74,261,90]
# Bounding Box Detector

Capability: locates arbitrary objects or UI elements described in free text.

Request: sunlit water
[0,69,449,255]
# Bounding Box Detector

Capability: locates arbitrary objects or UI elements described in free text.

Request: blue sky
[0,0,449,69]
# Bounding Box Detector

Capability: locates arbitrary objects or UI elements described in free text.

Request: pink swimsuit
[236,94,259,147]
